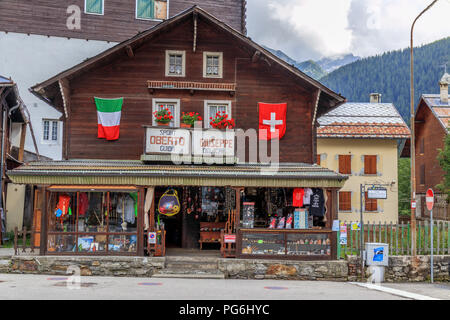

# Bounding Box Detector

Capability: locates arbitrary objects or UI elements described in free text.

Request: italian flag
[95,97,123,141]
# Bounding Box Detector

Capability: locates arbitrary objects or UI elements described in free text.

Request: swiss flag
[258,102,287,140]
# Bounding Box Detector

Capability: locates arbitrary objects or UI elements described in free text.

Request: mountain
[320,37,450,122]
[263,46,327,80]
[316,54,360,73]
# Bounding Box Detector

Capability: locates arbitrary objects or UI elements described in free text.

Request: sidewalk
[382,282,450,300]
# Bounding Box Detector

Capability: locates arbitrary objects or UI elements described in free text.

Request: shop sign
[367,188,387,199]
[224,234,236,243]
[145,127,190,155]
[148,232,157,244]
[192,130,235,157]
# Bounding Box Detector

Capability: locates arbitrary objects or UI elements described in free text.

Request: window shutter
[316,154,321,165]
[365,192,378,212]
[364,155,377,174]
[339,155,351,174]
[339,192,351,211]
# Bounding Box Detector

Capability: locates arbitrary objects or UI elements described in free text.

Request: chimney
[440,73,449,104]
[370,93,382,103]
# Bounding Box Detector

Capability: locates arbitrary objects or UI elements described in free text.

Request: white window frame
[42,119,60,145]
[135,0,169,21]
[165,50,186,77]
[84,0,104,15]
[203,52,223,78]
[204,100,232,128]
[152,98,180,127]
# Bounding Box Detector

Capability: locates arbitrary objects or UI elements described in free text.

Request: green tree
[398,158,411,216]
[437,133,450,200]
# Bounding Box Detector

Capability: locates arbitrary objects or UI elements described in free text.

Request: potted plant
[181,112,203,128]
[153,107,174,126]
[210,111,235,129]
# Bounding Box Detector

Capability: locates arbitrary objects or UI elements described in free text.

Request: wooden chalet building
[414,73,450,220]
[8,7,348,259]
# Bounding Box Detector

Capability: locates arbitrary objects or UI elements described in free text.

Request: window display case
[237,229,336,260]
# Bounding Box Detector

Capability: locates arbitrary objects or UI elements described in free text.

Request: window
[338,155,351,174]
[339,192,352,212]
[203,52,223,78]
[152,99,180,127]
[420,138,425,154]
[364,155,377,175]
[204,101,232,128]
[420,164,425,185]
[136,0,168,20]
[85,0,104,15]
[365,192,378,212]
[165,50,186,77]
[43,120,59,143]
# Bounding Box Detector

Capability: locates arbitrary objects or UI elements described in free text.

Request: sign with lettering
[192,130,235,157]
[145,128,190,155]
[367,188,387,199]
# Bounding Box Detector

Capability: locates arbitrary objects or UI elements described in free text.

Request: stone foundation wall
[0,255,448,282]
[0,256,165,277]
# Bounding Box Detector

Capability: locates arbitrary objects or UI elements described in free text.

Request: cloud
[247,0,450,61]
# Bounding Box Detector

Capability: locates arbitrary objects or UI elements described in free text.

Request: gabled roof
[420,94,450,132]
[30,6,345,114]
[317,102,410,139]
[0,75,14,86]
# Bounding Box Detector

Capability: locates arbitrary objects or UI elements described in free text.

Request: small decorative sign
[224,234,236,243]
[192,130,235,157]
[148,232,157,244]
[339,222,348,245]
[145,127,191,155]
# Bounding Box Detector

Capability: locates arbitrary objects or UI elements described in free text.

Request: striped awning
[7,160,348,188]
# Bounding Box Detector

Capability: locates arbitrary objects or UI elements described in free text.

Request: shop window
[364,192,378,212]
[204,100,232,128]
[85,0,104,15]
[338,155,351,174]
[136,0,168,20]
[165,50,186,77]
[203,52,223,78]
[338,191,352,212]
[46,190,139,254]
[364,155,377,175]
[152,99,180,127]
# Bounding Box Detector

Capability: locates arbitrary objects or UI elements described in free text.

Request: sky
[246,0,450,62]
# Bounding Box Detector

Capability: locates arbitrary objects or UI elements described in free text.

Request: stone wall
[0,256,165,277]
[0,254,448,282]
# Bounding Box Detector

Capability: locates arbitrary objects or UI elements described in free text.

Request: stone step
[165,262,219,271]
[152,269,225,279]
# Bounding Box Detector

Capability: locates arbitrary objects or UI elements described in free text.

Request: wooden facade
[415,97,449,220]
[0,0,247,41]
[12,7,347,258]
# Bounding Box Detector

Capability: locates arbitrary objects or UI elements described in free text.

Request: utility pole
[410,0,439,257]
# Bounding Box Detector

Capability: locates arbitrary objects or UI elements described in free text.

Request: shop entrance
[154,186,233,251]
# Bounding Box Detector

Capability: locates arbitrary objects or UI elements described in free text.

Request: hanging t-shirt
[303,188,313,205]
[292,188,304,207]
[79,193,89,216]
[309,188,325,217]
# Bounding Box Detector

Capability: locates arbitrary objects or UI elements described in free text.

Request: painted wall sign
[192,130,235,157]
[145,127,190,155]
[224,234,236,243]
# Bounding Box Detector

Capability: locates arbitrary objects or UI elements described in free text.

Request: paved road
[0,273,422,300]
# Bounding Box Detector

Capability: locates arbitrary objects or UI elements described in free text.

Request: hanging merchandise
[285,213,293,229]
[268,217,277,229]
[293,188,304,207]
[130,192,138,217]
[303,188,313,206]
[158,189,181,216]
[277,216,285,229]
[55,195,71,218]
[310,188,325,217]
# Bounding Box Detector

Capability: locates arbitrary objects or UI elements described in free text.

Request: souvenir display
[158,189,181,216]
[242,202,255,228]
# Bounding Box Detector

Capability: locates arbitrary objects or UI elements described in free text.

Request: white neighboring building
[0,32,115,160]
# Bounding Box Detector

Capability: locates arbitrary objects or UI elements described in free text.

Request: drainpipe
[0,102,6,241]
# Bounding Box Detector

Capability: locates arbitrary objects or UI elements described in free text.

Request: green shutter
[86,0,103,14]
[137,0,155,19]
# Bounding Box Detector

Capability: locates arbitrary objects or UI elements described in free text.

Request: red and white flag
[258,102,287,140]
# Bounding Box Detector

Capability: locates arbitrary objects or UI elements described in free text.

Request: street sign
[426,189,434,211]
[367,188,387,199]
[411,200,416,209]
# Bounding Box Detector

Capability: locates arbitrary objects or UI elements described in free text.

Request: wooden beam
[251,51,261,63]
[58,79,71,160]
[193,12,198,53]
[18,122,27,162]
[125,45,134,58]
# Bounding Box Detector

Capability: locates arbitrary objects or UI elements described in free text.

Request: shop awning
[7,160,348,188]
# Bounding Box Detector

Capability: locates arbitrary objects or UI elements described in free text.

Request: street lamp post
[410,0,439,257]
